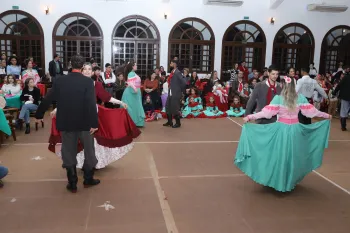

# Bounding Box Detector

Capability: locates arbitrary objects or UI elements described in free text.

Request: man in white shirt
[296,68,328,124]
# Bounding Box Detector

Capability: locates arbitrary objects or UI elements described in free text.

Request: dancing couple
[36,55,140,193]
[236,65,331,192]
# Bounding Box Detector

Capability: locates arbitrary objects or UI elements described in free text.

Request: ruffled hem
[55,140,135,169]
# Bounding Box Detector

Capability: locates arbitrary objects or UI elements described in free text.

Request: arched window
[0,10,45,72]
[221,20,266,81]
[53,13,103,69]
[168,18,215,73]
[112,15,160,79]
[319,26,350,74]
[272,23,314,72]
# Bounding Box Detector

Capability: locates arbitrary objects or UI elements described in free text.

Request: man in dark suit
[48,54,63,82]
[163,59,186,128]
[35,55,99,193]
[245,65,282,124]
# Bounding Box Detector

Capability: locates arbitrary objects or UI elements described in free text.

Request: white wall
[1,0,350,73]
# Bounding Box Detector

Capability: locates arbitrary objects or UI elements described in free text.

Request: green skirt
[121,87,145,127]
[234,120,330,192]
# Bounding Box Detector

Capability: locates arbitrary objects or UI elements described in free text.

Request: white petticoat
[55,139,134,169]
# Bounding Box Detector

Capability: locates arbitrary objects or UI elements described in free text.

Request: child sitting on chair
[226,95,245,117]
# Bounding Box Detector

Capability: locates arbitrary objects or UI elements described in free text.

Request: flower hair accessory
[285,76,291,84]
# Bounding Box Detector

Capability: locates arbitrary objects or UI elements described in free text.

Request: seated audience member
[143,95,158,122]
[203,93,225,118]
[0,59,6,76]
[22,59,40,85]
[212,81,229,111]
[0,165,8,188]
[143,71,160,109]
[182,95,204,118]
[18,78,41,134]
[184,88,202,106]
[1,74,21,95]
[226,95,245,117]
[230,71,249,106]
[6,56,21,79]
[190,71,199,88]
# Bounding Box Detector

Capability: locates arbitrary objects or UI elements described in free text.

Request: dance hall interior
[0,0,350,232]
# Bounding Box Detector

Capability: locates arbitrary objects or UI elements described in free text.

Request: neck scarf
[238,80,243,92]
[188,102,199,107]
[266,79,276,105]
[167,69,175,86]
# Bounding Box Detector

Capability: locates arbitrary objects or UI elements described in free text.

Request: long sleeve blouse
[22,69,40,85]
[95,81,122,105]
[247,94,329,122]
[1,84,21,95]
[144,79,159,91]
[6,65,21,76]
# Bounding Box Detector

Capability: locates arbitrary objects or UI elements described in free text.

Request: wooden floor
[0,116,349,233]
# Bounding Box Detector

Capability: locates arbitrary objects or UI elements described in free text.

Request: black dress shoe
[83,168,100,188]
[172,115,181,128]
[163,122,173,127]
[163,114,173,127]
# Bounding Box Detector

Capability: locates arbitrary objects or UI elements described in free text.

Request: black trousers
[256,116,277,124]
[298,97,312,125]
[61,131,97,170]
[298,111,312,124]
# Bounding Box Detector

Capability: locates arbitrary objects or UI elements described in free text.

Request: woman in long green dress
[121,62,145,127]
[235,76,331,192]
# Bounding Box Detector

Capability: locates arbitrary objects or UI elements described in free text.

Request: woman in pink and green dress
[235,76,331,192]
[121,61,145,127]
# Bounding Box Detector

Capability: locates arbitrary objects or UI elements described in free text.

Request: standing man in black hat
[163,59,186,128]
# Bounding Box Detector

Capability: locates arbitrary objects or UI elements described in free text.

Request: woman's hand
[121,102,128,109]
[50,109,57,118]
[328,115,332,120]
[243,117,249,123]
[29,96,34,102]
